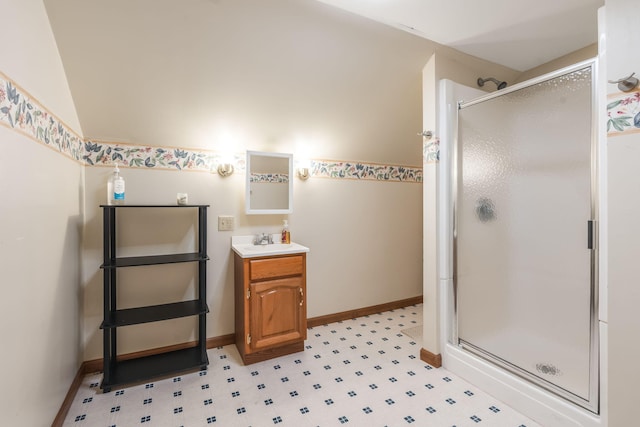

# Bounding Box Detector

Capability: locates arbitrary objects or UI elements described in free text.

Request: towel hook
[608,72,639,92]
[418,130,433,139]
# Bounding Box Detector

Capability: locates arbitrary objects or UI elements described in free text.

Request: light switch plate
[218,215,235,231]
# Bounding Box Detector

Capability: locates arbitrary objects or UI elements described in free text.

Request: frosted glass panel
[456,67,593,401]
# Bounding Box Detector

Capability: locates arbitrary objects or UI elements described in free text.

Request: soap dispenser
[107,163,125,205]
[281,220,290,244]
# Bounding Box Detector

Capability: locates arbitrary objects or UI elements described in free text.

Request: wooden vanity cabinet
[234,252,307,364]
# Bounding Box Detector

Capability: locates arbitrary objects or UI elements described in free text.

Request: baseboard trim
[307,295,423,328]
[54,297,423,425]
[207,333,236,350]
[420,347,442,368]
[51,363,86,427]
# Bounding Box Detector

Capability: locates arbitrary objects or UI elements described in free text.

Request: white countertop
[231,235,310,258]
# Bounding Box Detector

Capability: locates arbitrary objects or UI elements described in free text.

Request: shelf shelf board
[100,347,208,391]
[101,252,209,268]
[101,300,209,328]
[100,204,209,208]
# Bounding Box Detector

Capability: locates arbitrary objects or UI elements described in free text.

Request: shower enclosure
[452,61,599,413]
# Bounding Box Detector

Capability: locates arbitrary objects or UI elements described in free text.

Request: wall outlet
[218,215,235,231]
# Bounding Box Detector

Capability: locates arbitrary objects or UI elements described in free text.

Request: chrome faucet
[254,233,273,245]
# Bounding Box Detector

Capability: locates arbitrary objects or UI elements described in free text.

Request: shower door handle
[587,220,595,249]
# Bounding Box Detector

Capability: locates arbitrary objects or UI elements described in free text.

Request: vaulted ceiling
[43,0,601,162]
[314,0,603,71]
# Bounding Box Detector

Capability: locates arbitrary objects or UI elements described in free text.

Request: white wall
[605,0,640,424]
[421,55,439,354]
[0,0,83,424]
[0,0,81,132]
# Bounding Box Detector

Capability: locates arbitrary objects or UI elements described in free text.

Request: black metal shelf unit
[99,204,210,392]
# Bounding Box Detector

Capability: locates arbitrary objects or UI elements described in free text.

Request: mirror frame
[245,150,293,215]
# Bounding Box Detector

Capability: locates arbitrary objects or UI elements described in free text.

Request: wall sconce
[297,167,310,180]
[296,158,311,180]
[215,154,235,177]
[217,162,234,177]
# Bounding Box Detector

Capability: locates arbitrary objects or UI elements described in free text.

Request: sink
[231,236,310,258]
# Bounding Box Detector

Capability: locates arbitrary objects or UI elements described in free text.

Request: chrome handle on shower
[587,220,596,250]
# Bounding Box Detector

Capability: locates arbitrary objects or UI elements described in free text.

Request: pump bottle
[107,163,125,205]
[281,220,290,244]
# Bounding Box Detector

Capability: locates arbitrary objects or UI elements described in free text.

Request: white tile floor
[64,305,540,426]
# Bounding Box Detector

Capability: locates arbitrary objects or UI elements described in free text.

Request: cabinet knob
[299,287,304,307]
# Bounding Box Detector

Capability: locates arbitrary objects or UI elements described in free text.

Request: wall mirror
[246,150,293,214]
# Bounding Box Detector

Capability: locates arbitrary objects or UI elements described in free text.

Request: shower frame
[450,59,600,414]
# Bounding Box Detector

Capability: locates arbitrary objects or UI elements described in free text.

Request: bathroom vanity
[232,236,309,365]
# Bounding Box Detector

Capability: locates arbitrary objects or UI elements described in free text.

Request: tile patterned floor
[64,305,540,426]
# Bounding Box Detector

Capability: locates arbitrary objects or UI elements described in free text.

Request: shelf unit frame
[99,205,209,392]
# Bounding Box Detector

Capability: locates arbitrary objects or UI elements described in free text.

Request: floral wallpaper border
[83,139,247,173]
[311,160,422,182]
[423,137,440,164]
[250,173,289,183]
[0,72,83,162]
[607,90,640,137]
[2,72,421,183]
[84,142,422,182]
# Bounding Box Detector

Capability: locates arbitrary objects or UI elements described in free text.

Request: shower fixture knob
[475,197,496,222]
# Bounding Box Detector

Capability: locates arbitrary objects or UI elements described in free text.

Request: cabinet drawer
[250,255,304,280]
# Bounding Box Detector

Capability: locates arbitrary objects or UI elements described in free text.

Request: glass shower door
[455,65,597,410]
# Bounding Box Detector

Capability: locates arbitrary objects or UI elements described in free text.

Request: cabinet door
[250,276,305,351]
